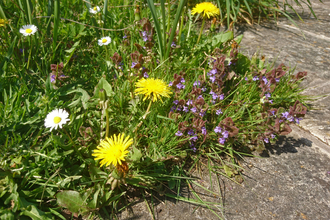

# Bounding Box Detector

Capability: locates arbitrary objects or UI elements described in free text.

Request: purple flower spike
[175,131,183,136]
[216,109,223,115]
[219,137,226,145]
[214,126,222,133]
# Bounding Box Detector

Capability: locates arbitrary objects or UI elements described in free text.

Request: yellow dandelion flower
[92,133,133,167]
[135,78,172,102]
[191,2,220,19]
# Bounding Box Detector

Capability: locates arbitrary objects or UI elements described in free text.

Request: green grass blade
[147,0,165,59]
[164,0,186,59]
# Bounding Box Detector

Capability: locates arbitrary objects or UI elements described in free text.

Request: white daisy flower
[98,36,111,46]
[44,109,70,131]
[89,6,101,14]
[19,24,38,36]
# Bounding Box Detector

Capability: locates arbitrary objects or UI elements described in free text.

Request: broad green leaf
[56,190,87,214]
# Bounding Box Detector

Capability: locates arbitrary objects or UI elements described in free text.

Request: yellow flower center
[26,28,32,33]
[53,116,62,124]
[93,7,97,10]
[102,39,107,43]
[113,147,122,159]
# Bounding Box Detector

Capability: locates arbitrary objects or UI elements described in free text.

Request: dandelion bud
[99,89,107,102]
[210,17,217,32]
[135,5,141,22]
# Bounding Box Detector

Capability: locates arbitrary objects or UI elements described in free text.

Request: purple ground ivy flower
[183,106,189,112]
[264,138,269,143]
[208,69,217,76]
[168,81,173,87]
[262,76,268,84]
[202,127,207,135]
[245,77,248,81]
[143,72,149,78]
[201,87,207,92]
[197,95,204,100]
[282,112,290,119]
[222,131,229,139]
[216,109,223,115]
[269,100,273,104]
[176,83,185,90]
[275,78,280,83]
[212,93,218,100]
[190,136,198,142]
[219,137,226,145]
[214,126,222,133]
[123,35,127,39]
[173,100,179,105]
[295,118,302,124]
[50,74,56,83]
[271,134,276,139]
[253,76,259,81]
[175,131,183,136]
[171,42,176,47]
[265,92,271,98]
[219,94,224,100]
[131,62,137,68]
[193,80,201,87]
[180,78,185,83]
[199,110,205,117]
[170,106,176,112]
[187,99,193,106]
[177,107,182,111]
[187,129,195,136]
[210,76,216,83]
[191,107,197,113]
[190,143,197,152]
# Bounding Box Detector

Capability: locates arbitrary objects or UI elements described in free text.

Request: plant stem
[105,107,109,138]
[196,16,206,45]
[133,100,153,132]
[27,37,32,69]
[63,127,83,159]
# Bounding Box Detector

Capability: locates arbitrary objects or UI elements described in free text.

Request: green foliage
[0,0,312,219]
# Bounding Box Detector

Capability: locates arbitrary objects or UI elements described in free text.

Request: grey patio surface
[116,1,330,219]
